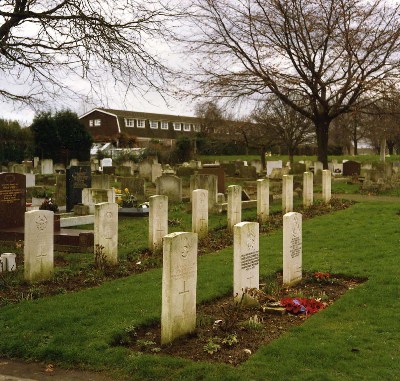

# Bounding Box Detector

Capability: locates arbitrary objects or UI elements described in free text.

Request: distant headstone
[92,174,111,190]
[220,163,236,177]
[66,166,91,212]
[101,158,112,168]
[41,159,53,175]
[266,160,282,176]
[233,221,259,303]
[161,232,197,345]
[199,167,225,193]
[1,253,17,271]
[82,188,115,213]
[282,175,293,214]
[270,167,290,179]
[102,166,116,175]
[25,174,35,188]
[149,195,168,253]
[283,212,302,286]
[155,175,182,202]
[250,160,263,174]
[138,160,152,180]
[380,138,386,162]
[192,189,208,238]
[342,161,361,176]
[256,179,269,224]
[290,162,306,174]
[24,210,54,282]
[120,177,145,196]
[115,166,132,176]
[313,161,323,176]
[33,157,39,168]
[151,163,163,183]
[94,202,118,264]
[0,173,25,229]
[190,174,218,209]
[239,165,257,179]
[70,159,79,167]
[227,185,242,231]
[303,172,313,207]
[322,170,331,203]
[332,163,343,175]
[54,174,66,207]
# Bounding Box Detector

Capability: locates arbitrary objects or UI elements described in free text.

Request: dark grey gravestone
[342,161,361,176]
[0,173,26,228]
[66,166,91,212]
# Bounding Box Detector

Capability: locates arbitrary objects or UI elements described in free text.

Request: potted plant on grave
[115,188,149,217]
[39,198,61,231]
[31,188,51,206]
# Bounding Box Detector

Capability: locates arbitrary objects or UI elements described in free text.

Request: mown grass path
[0,200,399,380]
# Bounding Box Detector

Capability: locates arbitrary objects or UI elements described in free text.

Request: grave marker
[155,175,182,202]
[282,175,293,213]
[24,210,54,282]
[283,212,302,286]
[303,172,313,207]
[161,232,197,344]
[322,170,331,203]
[0,173,25,229]
[192,189,208,238]
[94,202,118,264]
[66,166,91,212]
[233,222,259,302]
[227,185,242,231]
[149,195,168,252]
[256,179,269,223]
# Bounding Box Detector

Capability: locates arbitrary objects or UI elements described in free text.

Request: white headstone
[161,232,197,345]
[149,195,168,253]
[101,158,112,168]
[1,253,16,271]
[266,160,283,176]
[380,138,386,162]
[94,202,118,264]
[233,222,259,302]
[314,161,323,176]
[257,178,269,223]
[24,210,54,282]
[192,189,208,238]
[282,175,293,213]
[151,163,163,183]
[155,175,182,202]
[303,172,313,207]
[322,170,331,203]
[227,185,242,231]
[41,159,53,175]
[283,212,302,286]
[25,174,35,188]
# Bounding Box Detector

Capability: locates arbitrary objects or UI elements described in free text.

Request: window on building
[194,124,201,132]
[150,120,158,129]
[183,123,191,131]
[161,121,169,130]
[125,119,134,127]
[173,122,182,131]
[94,119,101,126]
[89,120,94,127]
[137,119,145,128]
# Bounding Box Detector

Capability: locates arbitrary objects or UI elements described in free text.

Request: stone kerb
[233,222,259,302]
[161,232,198,345]
[149,195,168,253]
[192,189,208,238]
[322,170,332,203]
[303,172,313,207]
[94,202,119,264]
[282,175,294,213]
[24,210,54,282]
[283,212,302,286]
[227,185,242,231]
[257,178,269,223]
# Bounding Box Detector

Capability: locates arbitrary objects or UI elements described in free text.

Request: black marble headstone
[342,161,361,176]
[66,166,91,212]
[0,173,26,228]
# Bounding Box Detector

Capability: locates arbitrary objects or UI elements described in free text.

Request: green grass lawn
[0,199,399,380]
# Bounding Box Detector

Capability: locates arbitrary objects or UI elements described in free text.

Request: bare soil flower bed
[115,273,365,366]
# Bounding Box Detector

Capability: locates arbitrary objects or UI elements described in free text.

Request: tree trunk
[260,145,266,170]
[315,119,330,169]
[353,139,358,156]
[387,141,395,155]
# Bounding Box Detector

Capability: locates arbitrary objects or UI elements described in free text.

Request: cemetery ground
[0,199,398,380]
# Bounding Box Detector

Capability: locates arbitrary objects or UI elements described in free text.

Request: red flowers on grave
[280,297,326,316]
[313,272,331,281]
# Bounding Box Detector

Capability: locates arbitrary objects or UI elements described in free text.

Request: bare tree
[182,0,400,167]
[0,0,175,105]
[253,96,314,164]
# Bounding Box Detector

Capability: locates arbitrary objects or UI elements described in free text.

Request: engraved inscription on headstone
[0,173,25,229]
[283,212,302,286]
[66,166,91,212]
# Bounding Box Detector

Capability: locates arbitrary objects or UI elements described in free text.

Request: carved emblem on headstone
[35,215,48,231]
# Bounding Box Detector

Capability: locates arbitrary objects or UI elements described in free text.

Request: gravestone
[70,159,79,167]
[92,174,111,190]
[102,166,116,175]
[33,157,39,168]
[343,161,361,176]
[24,210,54,282]
[257,179,269,224]
[282,175,293,213]
[54,163,66,174]
[94,202,118,264]
[115,166,132,176]
[332,163,343,175]
[313,161,323,176]
[101,158,112,168]
[41,159,53,175]
[54,174,66,207]
[266,160,282,176]
[250,160,262,174]
[190,174,218,210]
[198,167,225,193]
[66,166,91,212]
[161,232,198,345]
[151,163,163,183]
[239,165,257,179]
[192,189,208,238]
[322,170,331,203]
[270,167,290,179]
[290,162,306,174]
[233,221,259,302]
[221,163,236,177]
[303,172,313,207]
[82,188,115,213]
[149,195,168,253]
[0,173,25,229]
[1,253,16,271]
[283,212,302,286]
[138,160,152,180]
[227,185,242,231]
[155,175,182,202]
[25,174,35,188]
[380,138,386,162]
[120,177,145,196]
